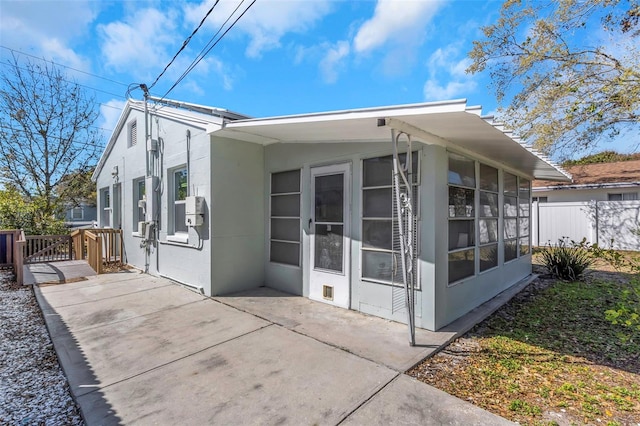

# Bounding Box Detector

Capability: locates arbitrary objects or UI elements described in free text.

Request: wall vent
[322,285,333,301]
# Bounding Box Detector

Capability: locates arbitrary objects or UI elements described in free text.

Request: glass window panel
[174,169,187,201]
[448,249,475,283]
[479,219,498,244]
[363,220,392,250]
[271,170,300,194]
[519,236,530,256]
[270,241,299,266]
[519,197,530,217]
[479,164,498,192]
[175,202,187,233]
[448,153,475,187]
[362,250,393,282]
[519,217,530,237]
[479,192,499,217]
[504,240,517,262]
[271,194,300,217]
[315,174,344,222]
[363,156,393,187]
[608,193,623,201]
[271,218,300,242]
[504,218,517,239]
[399,152,420,184]
[449,186,475,218]
[449,220,475,250]
[480,244,498,272]
[519,178,530,192]
[504,196,518,217]
[314,224,343,272]
[624,192,638,200]
[363,188,392,218]
[504,172,518,196]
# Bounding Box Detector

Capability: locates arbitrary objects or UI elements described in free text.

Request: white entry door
[309,163,351,308]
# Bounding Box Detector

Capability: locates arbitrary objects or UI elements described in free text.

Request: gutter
[533,181,640,191]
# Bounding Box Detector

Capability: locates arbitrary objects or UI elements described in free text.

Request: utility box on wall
[185,195,205,227]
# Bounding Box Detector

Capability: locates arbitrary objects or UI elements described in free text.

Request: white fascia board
[226,99,469,129]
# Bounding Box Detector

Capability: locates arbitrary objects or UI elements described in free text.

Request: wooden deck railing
[24,235,73,264]
[1,230,26,285]
[85,231,103,274]
[70,228,124,273]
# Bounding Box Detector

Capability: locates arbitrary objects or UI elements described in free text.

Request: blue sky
[0,0,635,158]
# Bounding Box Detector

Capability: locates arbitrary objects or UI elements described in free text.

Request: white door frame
[309,163,351,308]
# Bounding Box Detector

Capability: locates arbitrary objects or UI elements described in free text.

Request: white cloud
[423,43,476,101]
[319,41,350,84]
[0,0,98,74]
[99,99,127,136]
[353,0,444,53]
[184,0,333,58]
[98,8,180,78]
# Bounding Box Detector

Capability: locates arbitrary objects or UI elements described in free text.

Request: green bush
[540,238,592,281]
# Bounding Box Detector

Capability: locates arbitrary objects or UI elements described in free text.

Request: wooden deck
[23,260,97,285]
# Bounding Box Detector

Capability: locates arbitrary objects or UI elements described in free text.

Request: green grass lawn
[409,272,640,425]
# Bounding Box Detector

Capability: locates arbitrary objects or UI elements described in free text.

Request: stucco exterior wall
[209,136,265,295]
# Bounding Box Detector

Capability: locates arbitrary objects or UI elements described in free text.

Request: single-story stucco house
[93,98,570,331]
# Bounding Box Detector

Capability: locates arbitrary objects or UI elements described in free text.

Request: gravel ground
[0,270,84,426]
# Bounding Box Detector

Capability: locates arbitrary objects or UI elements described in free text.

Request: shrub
[540,238,592,281]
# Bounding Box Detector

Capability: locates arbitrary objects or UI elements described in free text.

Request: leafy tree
[56,166,97,208]
[468,0,640,157]
[562,150,640,166]
[0,187,66,235]
[0,56,102,231]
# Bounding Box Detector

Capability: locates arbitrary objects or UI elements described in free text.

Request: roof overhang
[214,100,570,181]
[533,181,640,191]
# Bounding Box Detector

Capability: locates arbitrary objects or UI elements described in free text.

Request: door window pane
[363,188,392,218]
[314,224,343,272]
[315,174,343,222]
[449,249,475,283]
[519,237,530,256]
[363,220,392,250]
[448,153,475,187]
[505,240,518,262]
[519,218,530,237]
[449,187,475,218]
[362,250,394,282]
[449,220,475,250]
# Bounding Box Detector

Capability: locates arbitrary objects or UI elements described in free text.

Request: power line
[148,0,221,90]
[159,0,257,100]
[0,124,109,148]
[0,45,129,87]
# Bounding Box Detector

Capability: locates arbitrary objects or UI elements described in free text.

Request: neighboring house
[532,160,640,250]
[93,98,569,331]
[63,203,97,229]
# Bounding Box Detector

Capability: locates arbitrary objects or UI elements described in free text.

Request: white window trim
[71,206,84,220]
[360,152,421,288]
[170,166,189,238]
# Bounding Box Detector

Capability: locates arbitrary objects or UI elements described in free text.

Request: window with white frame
[71,206,83,220]
[608,192,638,201]
[361,153,419,285]
[503,172,531,261]
[100,187,110,228]
[270,170,301,266]
[532,196,548,203]
[448,153,476,283]
[479,163,499,272]
[128,120,137,147]
[172,168,188,234]
[133,177,145,227]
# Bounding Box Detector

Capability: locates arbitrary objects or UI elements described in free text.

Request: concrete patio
[35,270,520,425]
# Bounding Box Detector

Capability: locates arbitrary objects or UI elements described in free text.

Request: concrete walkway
[24,260,96,285]
[35,271,517,425]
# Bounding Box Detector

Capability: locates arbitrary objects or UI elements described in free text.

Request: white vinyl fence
[532,200,640,251]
